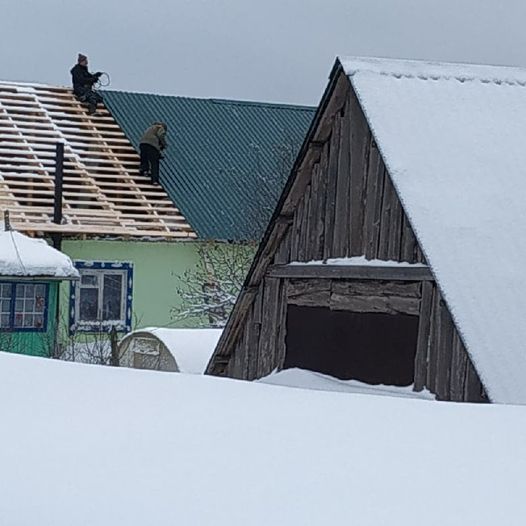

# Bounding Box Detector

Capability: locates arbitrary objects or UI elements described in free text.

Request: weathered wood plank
[332,100,351,257]
[435,299,454,401]
[378,175,396,260]
[207,287,258,375]
[287,278,331,307]
[387,189,403,261]
[363,140,385,260]
[323,114,341,260]
[281,145,322,216]
[275,280,288,370]
[246,284,264,380]
[449,331,468,402]
[257,277,280,377]
[289,195,304,262]
[465,359,485,402]
[267,263,434,281]
[312,71,349,144]
[329,293,420,316]
[415,244,427,264]
[400,212,418,263]
[312,142,330,260]
[414,280,433,392]
[298,183,312,262]
[248,221,290,287]
[426,285,441,394]
[274,227,292,265]
[237,314,251,379]
[330,279,421,298]
[306,163,321,261]
[349,89,371,256]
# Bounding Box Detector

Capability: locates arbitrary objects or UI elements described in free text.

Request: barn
[206,56,526,404]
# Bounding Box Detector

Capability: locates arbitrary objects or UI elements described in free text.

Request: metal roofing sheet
[103,91,314,240]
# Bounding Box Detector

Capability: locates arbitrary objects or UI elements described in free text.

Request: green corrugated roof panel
[103,91,315,241]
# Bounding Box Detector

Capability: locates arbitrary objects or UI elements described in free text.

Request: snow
[0,80,57,89]
[289,256,426,267]
[259,368,434,399]
[340,56,526,85]
[1,351,526,525]
[340,57,526,405]
[125,327,222,373]
[0,226,79,278]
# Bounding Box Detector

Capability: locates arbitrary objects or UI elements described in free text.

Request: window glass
[81,274,98,287]
[102,274,123,321]
[9,283,47,330]
[79,288,99,322]
[0,284,11,329]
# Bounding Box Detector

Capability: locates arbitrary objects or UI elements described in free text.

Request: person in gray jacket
[139,122,167,184]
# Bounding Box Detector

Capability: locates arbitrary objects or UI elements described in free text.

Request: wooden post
[3,210,10,231]
[110,326,119,366]
[51,142,65,358]
[52,142,64,250]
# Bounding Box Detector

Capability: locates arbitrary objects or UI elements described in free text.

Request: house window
[70,261,133,333]
[0,282,49,332]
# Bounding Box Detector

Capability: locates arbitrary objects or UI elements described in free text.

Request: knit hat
[78,53,87,64]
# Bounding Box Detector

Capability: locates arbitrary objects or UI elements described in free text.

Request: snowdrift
[0,352,524,525]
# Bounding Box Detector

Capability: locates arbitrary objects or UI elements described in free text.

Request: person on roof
[139,122,168,184]
[70,53,103,115]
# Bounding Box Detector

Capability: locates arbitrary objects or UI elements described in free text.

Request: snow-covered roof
[0,226,79,279]
[1,351,526,525]
[122,328,222,373]
[340,56,526,404]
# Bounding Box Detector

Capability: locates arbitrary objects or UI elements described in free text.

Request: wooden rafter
[0,81,196,238]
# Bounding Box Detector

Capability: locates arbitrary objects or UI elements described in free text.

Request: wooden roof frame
[0,81,196,239]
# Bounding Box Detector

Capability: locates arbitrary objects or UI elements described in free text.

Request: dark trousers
[140,144,161,183]
[75,88,103,113]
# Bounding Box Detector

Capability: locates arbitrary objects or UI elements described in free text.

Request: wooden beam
[267,263,434,281]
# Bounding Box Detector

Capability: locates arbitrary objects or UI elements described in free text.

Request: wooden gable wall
[209,70,487,403]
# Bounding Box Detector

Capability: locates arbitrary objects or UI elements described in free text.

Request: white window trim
[75,269,128,328]
[70,261,133,333]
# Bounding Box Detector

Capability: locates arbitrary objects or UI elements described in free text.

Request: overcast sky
[1,0,524,106]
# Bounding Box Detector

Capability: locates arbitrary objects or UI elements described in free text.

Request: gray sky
[1,0,524,106]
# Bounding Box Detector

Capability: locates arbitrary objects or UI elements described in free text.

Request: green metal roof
[103,91,315,241]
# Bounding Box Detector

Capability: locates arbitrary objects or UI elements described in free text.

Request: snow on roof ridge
[339,56,526,87]
[0,79,68,90]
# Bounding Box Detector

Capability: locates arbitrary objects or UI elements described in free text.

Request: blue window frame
[69,261,133,333]
[0,282,49,332]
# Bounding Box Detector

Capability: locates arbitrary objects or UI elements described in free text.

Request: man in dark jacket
[70,54,103,115]
[139,122,168,184]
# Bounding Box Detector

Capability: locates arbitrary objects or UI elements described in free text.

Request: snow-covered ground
[0,352,525,525]
[259,368,434,399]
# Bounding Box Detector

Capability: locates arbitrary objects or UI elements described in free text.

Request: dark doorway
[284,305,419,386]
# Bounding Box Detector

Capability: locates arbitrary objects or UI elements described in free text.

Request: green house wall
[0,281,59,357]
[60,239,202,330]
